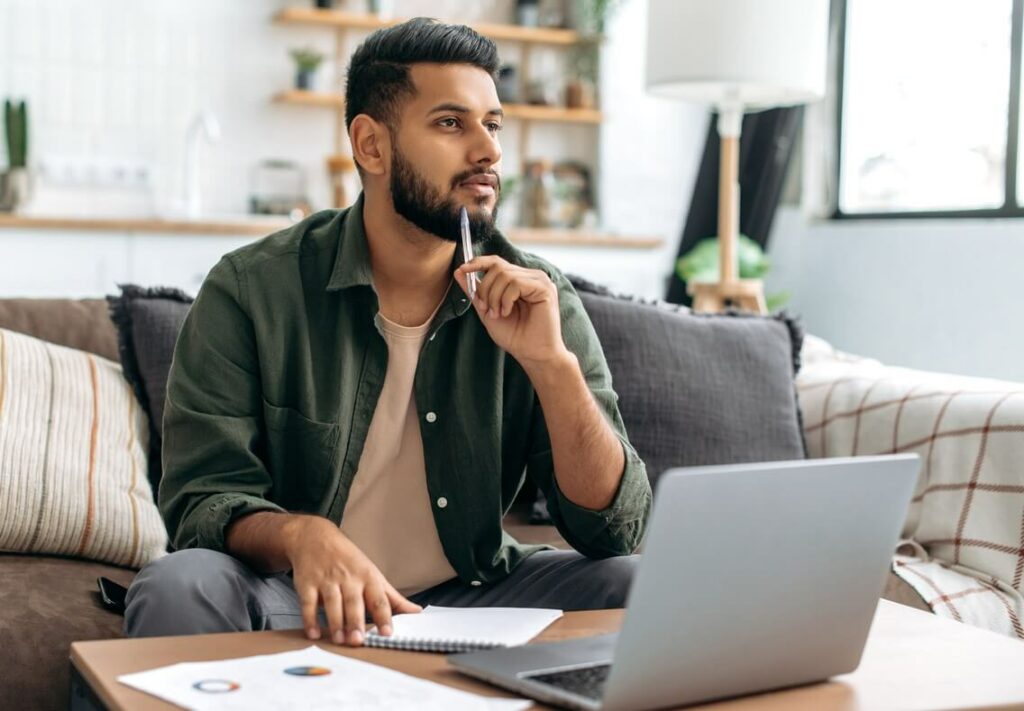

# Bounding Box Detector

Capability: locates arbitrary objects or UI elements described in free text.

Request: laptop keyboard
[525,663,612,701]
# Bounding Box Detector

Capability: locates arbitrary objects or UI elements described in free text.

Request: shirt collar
[325,192,475,318]
[326,193,375,292]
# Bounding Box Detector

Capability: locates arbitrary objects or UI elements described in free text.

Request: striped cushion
[0,328,167,568]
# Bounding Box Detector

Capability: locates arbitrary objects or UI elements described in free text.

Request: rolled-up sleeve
[525,272,652,558]
[160,256,284,552]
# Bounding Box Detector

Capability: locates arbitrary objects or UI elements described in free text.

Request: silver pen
[460,206,478,300]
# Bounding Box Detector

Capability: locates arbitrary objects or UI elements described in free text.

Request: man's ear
[349,114,390,177]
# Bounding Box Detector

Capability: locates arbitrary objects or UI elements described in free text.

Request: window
[836,0,1023,217]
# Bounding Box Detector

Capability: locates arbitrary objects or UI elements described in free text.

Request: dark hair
[344,17,499,133]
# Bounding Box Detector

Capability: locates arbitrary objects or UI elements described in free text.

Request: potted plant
[573,0,625,37]
[677,235,791,311]
[564,1,627,109]
[368,0,395,17]
[516,0,540,27]
[566,44,598,109]
[0,99,30,212]
[289,47,325,91]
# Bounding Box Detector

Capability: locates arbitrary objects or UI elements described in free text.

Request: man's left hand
[455,256,570,368]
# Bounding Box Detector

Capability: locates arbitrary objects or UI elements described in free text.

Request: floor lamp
[646,0,829,314]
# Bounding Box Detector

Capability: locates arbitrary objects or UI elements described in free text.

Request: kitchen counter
[0,213,665,299]
[0,214,663,248]
[0,214,293,237]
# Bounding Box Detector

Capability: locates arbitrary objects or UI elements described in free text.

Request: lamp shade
[646,0,829,111]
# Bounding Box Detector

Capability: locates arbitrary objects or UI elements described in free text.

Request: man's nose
[468,124,502,167]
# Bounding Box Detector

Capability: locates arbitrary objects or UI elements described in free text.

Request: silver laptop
[449,454,920,710]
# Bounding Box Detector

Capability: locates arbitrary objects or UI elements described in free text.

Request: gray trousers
[124,548,638,638]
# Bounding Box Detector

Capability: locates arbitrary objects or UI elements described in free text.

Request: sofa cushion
[107,285,194,494]
[566,276,806,489]
[0,554,135,710]
[0,297,119,362]
[0,327,168,567]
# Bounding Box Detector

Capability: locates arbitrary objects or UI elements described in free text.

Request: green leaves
[4,99,28,169]
[676,234,769,283]
[677,235,790,310]
[289,47,325,72]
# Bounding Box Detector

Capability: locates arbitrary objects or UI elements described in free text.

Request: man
[125,18,651,647]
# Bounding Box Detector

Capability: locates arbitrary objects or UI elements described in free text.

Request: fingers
[342,585,366,646]
[299,585,321,640]
[458,254,505,274]
[477,270,514,318]
[480,271,553,318]
[322,585,346,645]
[453,268,471,298]
[498,281,523,317]
[364,584,394,637]
[456,255,499,299]
[386,583,423,614]
[482,271,522,318]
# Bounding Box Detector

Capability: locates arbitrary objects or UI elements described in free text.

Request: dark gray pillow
[107,285,194,495]
[532,276,807,522]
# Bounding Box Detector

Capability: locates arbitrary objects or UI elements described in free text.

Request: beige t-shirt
[338,306,458,597]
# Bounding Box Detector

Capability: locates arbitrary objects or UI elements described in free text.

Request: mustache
[451,168,501,191]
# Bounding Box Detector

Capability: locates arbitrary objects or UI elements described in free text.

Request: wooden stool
[688,278,767,314]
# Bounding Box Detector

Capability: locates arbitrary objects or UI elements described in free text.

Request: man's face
[388,63,503,244]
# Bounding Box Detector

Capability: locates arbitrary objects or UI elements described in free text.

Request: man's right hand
[225,511,422,647]
[282,515,422,646]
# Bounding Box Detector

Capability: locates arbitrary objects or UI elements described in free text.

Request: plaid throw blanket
[797,335,1024,639]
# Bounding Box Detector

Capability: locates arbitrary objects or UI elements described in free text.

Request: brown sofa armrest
[0,298,119,361]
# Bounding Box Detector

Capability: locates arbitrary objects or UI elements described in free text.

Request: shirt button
[425,412,437,423]
[436,496,448,509]
[470,580,482,587]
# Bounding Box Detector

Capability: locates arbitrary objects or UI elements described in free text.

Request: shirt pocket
[262,400,341,514]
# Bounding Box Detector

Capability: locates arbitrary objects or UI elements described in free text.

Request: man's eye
[487,123,504,133]
[438,118,459,128]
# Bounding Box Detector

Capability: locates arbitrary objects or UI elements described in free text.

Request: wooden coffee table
[70,601,1024,710]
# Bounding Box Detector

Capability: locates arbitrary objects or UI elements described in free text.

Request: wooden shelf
[274,7,590,45]
[274,89,343,108]
[274,90,601,124]
[0,214,293,236]
[0,214,661,248]
[273,8,606,213]
[504,104,602,123]
[326,154,355,173]
[448,19,587,46]
[507,228,662,249]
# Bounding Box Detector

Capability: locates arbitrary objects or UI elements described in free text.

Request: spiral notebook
[363,605,563,653]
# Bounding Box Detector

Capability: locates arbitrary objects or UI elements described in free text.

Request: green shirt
[161,194,651,584]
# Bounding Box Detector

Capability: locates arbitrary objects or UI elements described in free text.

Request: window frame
[833,0,1024,220]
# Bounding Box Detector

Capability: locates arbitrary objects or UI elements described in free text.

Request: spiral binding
[363,633,503,654]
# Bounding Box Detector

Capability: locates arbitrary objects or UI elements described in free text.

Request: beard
[389,144,500,244]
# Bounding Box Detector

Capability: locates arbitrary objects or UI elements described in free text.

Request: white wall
[766,206,1024,381]
[1,0,336,215]
[0,0,704,299]
[595,0,707,297]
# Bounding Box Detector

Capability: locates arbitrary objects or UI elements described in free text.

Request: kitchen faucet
[183,110,221,218]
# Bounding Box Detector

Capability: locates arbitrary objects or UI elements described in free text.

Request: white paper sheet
[117,645,531,711]
[371,605,564,647]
